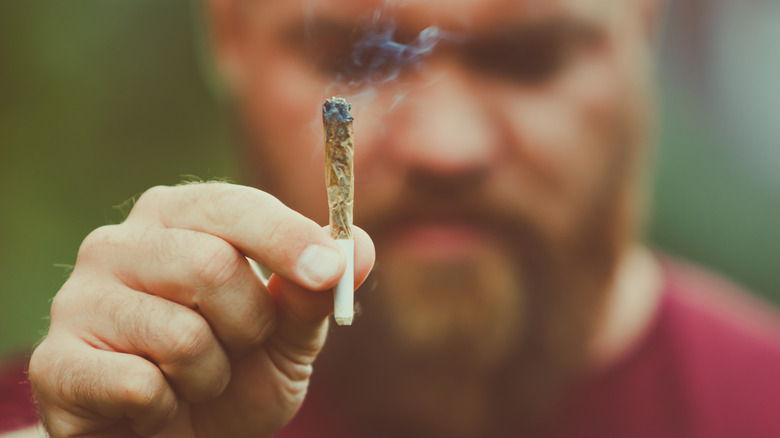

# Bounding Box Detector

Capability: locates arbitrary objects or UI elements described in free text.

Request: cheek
[245,47,326,155]
[555,55,628,189]
[491,55,629,219]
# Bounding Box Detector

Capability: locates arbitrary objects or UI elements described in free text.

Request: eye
[297,23,403,85]
[295,21,440,86]
[346,28,409,83]
[462,24,599,84]
[463,38,565,83]
[296,23,358,80]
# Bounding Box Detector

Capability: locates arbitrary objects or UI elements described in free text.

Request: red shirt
[545,261,780,438]
[2,260,780,436]
[0,356,36,432]
[279,261,780,438]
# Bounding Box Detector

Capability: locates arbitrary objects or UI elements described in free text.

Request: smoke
[334,10,452,88]
[301,6,456,155]
[349,23,442,86]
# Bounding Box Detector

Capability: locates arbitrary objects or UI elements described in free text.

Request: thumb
[266,226,375,351]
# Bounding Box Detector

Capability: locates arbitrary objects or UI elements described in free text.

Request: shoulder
[662,258,780,356]
[659,258,780,436]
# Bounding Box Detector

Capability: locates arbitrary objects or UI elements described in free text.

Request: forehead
[253,0,623,32]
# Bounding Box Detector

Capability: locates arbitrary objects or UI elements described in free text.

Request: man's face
[213,0,654,433]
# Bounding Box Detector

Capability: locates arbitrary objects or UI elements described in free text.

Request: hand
[28,183,375,438]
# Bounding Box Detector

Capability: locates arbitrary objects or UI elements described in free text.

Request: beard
[309,153,634,438]
[234,60,649,435]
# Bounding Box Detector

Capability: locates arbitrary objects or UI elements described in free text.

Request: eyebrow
[287,14,604,47]
[285,13,606,87]
[469,17,605,45]
[297,18,353,42]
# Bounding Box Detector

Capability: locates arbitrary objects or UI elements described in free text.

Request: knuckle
[244,298,278,348]
[204,184,252,230]
[155,230,186,263]
[119,365,168,410]
[227,304,278,353]
[188,361,231,403]
[193,239,242,292]
[28,341,54,393]
[76,225,121,264]
[260,208,289,240]
[255,203,311,252]
[248,186,280,207]
[165,311,213,362]
[134,185,169,211]
[50,277,114,324]
[49,282,77,322]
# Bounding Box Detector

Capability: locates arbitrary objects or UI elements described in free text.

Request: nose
[381,62,498,180]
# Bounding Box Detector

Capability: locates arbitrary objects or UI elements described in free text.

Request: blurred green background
[1,0,779,355]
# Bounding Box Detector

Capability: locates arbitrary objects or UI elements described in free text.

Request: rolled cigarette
[323,96,355,326]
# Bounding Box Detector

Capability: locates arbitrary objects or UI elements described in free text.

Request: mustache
[356,169,545,250]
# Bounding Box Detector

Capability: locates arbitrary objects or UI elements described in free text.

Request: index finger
[127,183,344,290]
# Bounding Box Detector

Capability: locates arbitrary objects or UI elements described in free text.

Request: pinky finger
[30,337,178,438]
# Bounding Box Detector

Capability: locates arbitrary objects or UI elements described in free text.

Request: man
[4,0,780,436]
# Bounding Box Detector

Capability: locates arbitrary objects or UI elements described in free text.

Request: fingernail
[298,245,342,287]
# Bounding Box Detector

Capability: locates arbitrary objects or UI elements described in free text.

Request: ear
[199,0,247,96]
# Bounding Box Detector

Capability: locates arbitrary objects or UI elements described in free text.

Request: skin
[26,0,661,436]
[29,184,375,437]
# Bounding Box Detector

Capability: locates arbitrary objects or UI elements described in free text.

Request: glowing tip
[323,96,353,123]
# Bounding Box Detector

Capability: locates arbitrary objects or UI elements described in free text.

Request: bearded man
[3,0,780,437]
